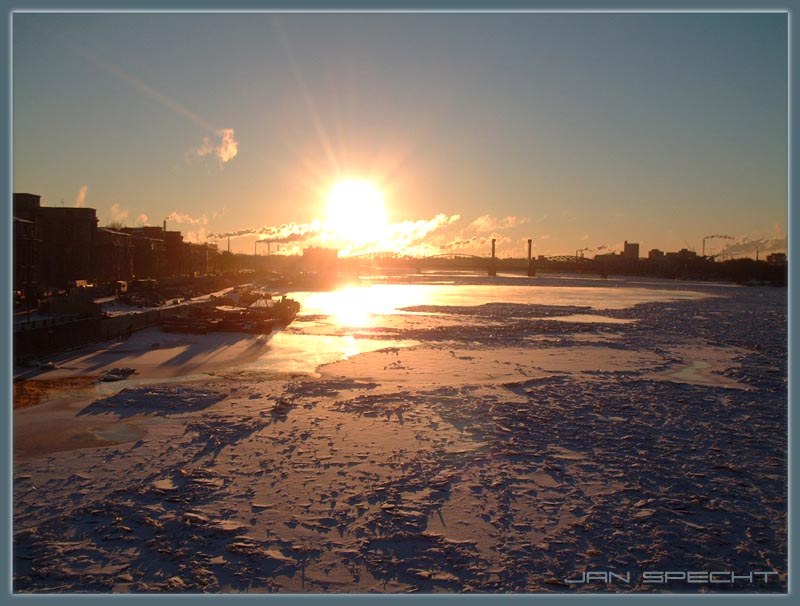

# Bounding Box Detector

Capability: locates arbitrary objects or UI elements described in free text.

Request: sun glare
[325,179,388,246]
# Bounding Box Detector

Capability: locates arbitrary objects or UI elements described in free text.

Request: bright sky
[13,12,788,258]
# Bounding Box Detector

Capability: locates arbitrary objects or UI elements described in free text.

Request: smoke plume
[75,185,88,207]
[721,236,787,259]
[209,220,323,243]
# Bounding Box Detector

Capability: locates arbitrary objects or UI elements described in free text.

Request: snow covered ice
[13,275,787,593]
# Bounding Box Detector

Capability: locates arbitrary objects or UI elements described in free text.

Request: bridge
[346,253,596,272]
[423,253,485,260]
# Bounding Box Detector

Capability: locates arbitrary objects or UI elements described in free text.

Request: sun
[325,179,388,246]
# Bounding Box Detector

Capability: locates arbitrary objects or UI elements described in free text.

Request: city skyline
[13,11,788,259]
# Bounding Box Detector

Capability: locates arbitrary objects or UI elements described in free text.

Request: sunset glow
[325,180,388,246]
[9,12,789,596]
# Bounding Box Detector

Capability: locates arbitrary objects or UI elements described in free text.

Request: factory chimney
[527,238,536,277]
[489,238,497,276]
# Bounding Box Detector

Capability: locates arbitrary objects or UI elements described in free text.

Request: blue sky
[13,12,788,258]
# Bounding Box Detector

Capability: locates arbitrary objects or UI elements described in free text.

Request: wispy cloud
[192,128,239,166]
[468,214,525,234]
[385,214,461,249]
[441,236,491,251]
[74,185,88,208]
[166,211,209,225]
[47,27,239,169]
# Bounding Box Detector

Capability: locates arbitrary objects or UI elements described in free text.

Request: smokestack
[489,238,497,276]
[527,238,535,277]
[227,236,230,253]
[163,219,166,232]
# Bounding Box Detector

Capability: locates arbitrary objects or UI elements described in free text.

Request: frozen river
[14,272,788,593]
[245,272,719,375]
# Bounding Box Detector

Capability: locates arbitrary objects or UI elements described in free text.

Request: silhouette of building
[766,252,787,266]
[594,251,618,261]
[648,249,664,260]
[94,228,135,283]
[121,227,167,279]
[12,192,229,302]
[163,230,185,277]
[185,242,218,276]
[623,241,640,259]
[13,216,41,294]
[665,248,698,261]
[14,193,98,291]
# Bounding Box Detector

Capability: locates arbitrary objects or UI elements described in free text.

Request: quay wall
[13,302,211,364]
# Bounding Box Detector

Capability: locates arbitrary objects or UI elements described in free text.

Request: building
[14,193,98,290]
[13,217,41,294]
[594,251,618,261]
[665,248,698,261]
[13,192,225,295]
[94,228,135,283]
[184,242,218,276]
[163,230,185,277]
[766,252,787,266]
[623,241,640,260]
[648,249,664,260]
[121,227,167,278]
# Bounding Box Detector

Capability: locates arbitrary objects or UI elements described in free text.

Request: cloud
[192,128,238,166]
[347,214,462,257]
[103,203,129,225]
[539,234,551,240]
[441,236,490,251]
[48,30,241,170]
[75,185,88,207]
[136,214,149,226]
[216,129,238,163]
[206,213,463,257]
[166,211,209,225]
[468,214,525,234]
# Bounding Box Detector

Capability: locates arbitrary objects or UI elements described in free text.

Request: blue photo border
[0,0,795,604]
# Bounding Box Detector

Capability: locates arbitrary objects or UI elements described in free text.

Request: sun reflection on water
[297,285,433,328]
[256,278,709,375]
[293,279,711,331]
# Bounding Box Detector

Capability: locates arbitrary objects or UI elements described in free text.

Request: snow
[13,276,787,593]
